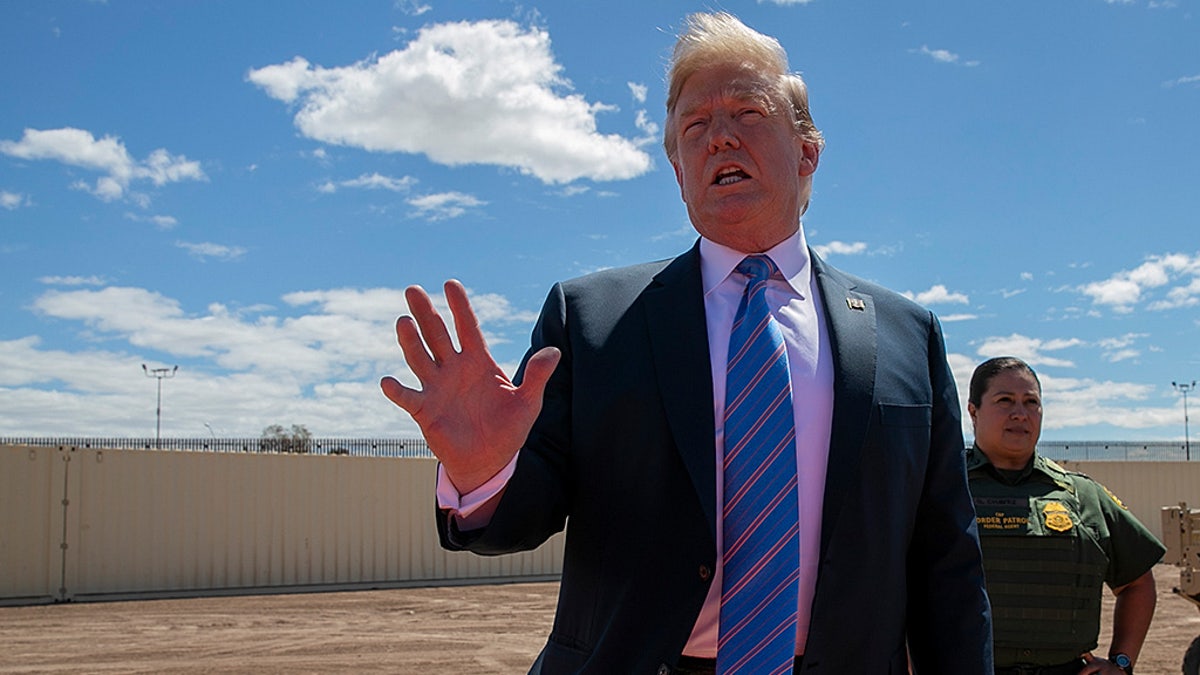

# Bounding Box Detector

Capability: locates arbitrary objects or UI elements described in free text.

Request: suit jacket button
[699,565,711,580]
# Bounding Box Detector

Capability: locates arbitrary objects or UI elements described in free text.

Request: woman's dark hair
[968,357,1041,407]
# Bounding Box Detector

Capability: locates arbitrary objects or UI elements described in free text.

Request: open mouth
[714,167,750,185]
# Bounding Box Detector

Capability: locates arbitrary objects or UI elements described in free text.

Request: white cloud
[634,110,660,143]
[1097,333,1146,350]
[176,241,248,261]
[758,0,816,5]
[247,20,652,184]
[1095,334,1146,365]
[911,45,980,67]
[125,212,179,229]
[975,333,1082,368]
[0,283,540,436]
[38,275,106,286]
[1080,252,1200,312]
[396,0,431,16]
[904,284,969,306]
[1155,277,1200,310]
[1104,349,1140,363]
[407,191,485,220]
[321,172,418,194]
[1036,374,1170,431]
[1161,74,1200,88]
[557,185,590,197]
[650,223,698,243]
[0,127,206,202]
[1,190,30,209]
[939,313,978,322]
[628,82,648,104]
[811,240,868,257]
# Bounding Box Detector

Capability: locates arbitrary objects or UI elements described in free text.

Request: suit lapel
[644,243,718,536]
[638,246,880,547]
[812,252,877,555]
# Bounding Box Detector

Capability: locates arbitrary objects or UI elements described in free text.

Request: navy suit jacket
[438,242,993,674]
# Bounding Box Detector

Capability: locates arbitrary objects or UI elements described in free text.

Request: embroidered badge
[1042,501,1074,532]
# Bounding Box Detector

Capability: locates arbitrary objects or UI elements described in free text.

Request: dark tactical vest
[970,465,1107,666]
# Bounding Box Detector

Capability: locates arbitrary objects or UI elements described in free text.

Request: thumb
[519,347,562,401]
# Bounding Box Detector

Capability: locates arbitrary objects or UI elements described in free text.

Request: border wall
[0,444,562,606]
[3,442,1198,606]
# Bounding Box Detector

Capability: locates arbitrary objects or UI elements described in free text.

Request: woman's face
[968,369,1043,470]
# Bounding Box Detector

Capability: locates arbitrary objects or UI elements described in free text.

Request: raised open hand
[380,280,560,494]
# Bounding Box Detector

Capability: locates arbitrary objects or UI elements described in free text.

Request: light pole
[143,364,178,449]
[1174,380,1196,461]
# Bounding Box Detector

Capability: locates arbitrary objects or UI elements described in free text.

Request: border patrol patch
[1042,501,1074,532]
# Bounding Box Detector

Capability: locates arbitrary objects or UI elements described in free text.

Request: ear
[798,140,820,177]
[671,159,687,203]
[967,401,978,427]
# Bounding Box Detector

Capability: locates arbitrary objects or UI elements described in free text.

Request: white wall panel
[2,445,563,604]
[13,443,1196,605]
[1062,460,1200,541]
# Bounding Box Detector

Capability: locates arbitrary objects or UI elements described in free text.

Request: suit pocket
[878,402,931,428]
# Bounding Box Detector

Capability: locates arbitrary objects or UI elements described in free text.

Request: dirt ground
[1,564,1198,674]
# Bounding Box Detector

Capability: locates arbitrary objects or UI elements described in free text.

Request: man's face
[968,369,1044,470]
[669,63,819,253]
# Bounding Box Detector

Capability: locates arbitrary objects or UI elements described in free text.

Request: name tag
[973,497,1030,532]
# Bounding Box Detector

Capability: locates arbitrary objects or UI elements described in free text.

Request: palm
[380,281,559,493]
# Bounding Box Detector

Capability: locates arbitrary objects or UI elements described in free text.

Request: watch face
[1113,653,1132,668]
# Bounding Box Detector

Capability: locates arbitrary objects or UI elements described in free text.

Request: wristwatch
[1109,652,1133,674]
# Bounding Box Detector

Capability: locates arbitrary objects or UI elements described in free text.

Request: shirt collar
[967,444,1068,488]
[699,226,811,299]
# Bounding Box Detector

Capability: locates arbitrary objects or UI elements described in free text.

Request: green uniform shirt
[966,445,1166,666]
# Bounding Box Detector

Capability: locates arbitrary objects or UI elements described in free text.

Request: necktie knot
[736,255,777,285]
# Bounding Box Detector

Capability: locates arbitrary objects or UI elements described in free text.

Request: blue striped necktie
[717,255,799,675]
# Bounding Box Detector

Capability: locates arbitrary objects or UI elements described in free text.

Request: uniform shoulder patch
[1100,483,1128,509]
[1042,457,1072,475]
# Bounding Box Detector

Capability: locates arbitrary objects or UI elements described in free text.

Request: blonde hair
[662,12,823,161]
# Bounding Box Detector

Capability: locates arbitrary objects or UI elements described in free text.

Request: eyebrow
[990,389,1040,398]
[676,81,773,120]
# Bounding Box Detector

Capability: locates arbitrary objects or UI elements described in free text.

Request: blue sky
[1,0,1197,442]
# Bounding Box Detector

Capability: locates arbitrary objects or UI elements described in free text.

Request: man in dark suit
[382,12,992,674]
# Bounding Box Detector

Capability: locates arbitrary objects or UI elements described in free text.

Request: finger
[444,279,488,354]
[517,346,562,404]
[405,284,457,363]
[380,376,422,415]
[395,316,439,383]
[1077,653,1102,674]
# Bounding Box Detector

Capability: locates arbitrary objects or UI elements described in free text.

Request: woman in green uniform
[967,356,1164,675]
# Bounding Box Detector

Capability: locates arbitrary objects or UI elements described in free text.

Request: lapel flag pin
[846,297,866,311]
